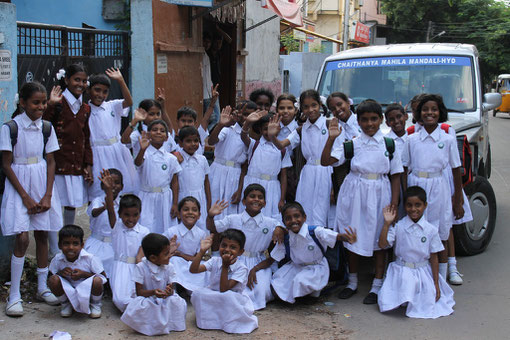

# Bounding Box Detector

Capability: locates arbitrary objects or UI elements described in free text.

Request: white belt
[91,136,119,147]
[90,234,111,243]
[412,171,442,179]
[242,251,263,258]
[116,256,136,264]
[141,185,170,193]
[214,157,241,168]
[299,261,321,266]
[396,258,428,269]
[13,156,42,164]
[306,159,322,166]
[250,173,278,181]
[351,172,383,180]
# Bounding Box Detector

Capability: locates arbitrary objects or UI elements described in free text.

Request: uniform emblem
[110,111,115,117]
[322,128,327,135]
[162,164,168,170]
[421,236,427,243]
[262,228,269,234]
[384,150,389,157]
[438,142,444,149]
[308,245,314,251]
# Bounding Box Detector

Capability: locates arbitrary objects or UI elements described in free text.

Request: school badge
[262,228,269,234]
[110,111,115,117]
[308,245,314,251]
[322,128,327,135]
[438,142,444,149]
[421,236,427,243]
[162,164,168,170]
[384,150,389,157]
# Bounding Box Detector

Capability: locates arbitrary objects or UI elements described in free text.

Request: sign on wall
[160,0,212,7]
[0,50,12,81]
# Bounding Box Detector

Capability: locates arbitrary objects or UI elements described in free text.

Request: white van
[315,43,501,255]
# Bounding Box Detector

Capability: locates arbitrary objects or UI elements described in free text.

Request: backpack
[343,136,396,161]
[0,120,53,194]
[406,124,473,187]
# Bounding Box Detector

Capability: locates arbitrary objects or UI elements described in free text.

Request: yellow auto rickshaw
[494,74,510,116]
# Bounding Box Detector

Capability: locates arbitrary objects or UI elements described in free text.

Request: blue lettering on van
[325,56,471,71]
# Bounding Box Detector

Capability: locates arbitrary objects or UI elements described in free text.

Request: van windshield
[318,55,475,112]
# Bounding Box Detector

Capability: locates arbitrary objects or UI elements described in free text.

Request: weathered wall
[245,0,281,101]
[280,52,329,98]
[361,0,386,25]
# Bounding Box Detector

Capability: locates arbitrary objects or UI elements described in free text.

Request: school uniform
[270,223,337,303]
[88,99,138,199]
[279,120,299,204]
[43,89,92,207]
[120,258,187,335]
[173,125,209,155]
[129,125,177,158]
[177,150,210,230]
[84,194,120,278]
[209,123,248,218]
[110,220,150,312]
[190,256,258,334]
[137,145,181,234]
[164,223,209,291]
[0,113,63,235]
[339,113,361,140]
[278,120,298,155]
[49,249,106,314]
[403,126,460,240]
[332,130,403,257]
[288,116,332,226]
[378,216,455,318]
[385,130,408,218]
[242,136,292,220]
[214,211,280,310]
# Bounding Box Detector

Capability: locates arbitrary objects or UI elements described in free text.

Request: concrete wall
[12,0,119,30]
[0,2,17,276]
[361,0,386,25]
[280,52,330,98]
[245,0,281,100]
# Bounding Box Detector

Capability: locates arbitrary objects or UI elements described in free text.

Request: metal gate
[17,21,130,101]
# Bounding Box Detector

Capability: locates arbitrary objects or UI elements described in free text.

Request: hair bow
[56,69,66,80]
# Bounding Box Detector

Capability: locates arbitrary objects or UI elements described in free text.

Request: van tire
[454,176,497,255]
[493,110,497,117]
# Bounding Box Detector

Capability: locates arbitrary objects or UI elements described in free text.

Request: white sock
[346,273,358,290]
[91,293,102,306]
[63,208,76,226]
[439,263,448,279]
[9,255,25,302]
[58,294,68,303]
[448,257,458,273]
[48,231,60,256]
[37,267,49,293]
[369,278,383,294]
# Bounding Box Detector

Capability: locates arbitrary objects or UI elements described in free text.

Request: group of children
[1,62,470,334]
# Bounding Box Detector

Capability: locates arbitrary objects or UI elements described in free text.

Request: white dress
[0,113,63,235]
[288,116,332,226]
[403,126,461,240]
[173,125,209,155]
[209,123,248,218]
[385,130,409,219]
[49,249,107,314]
[215,211,280,310]
[54,89,88,207]
[378,216,455,318]
[84,194,120,278]
[190,257,258,334]
[332,130,403,256]
[242,136,292,220]
[129,124,177,158]
[177,151,210,230]
[121,258,187,335]
[164,223,209,291]
[88,99,139,199]
[270,224,337,303]
[110,220,150,312]
[137,145,181,234]
[278,120,298,156]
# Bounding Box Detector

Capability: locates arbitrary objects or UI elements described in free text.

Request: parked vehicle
[494,74,510,116]
[315,43,502,255]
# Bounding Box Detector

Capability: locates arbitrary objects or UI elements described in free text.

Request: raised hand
[246,110,267,125]
[99,169,114,192]
[139,131,151,150]
[49,86,63,106]
[133,108,147,124]
[267,114,282,138]
[200,234,214,253]
[208,199,229,217]
[383,205,397,224]
[156,87,166,103]
[105,67,123,82]
[219,106,234,127]
[211,84,219,103]
[328,117,342,139]
[168,234,179,256]
[342,226,357,244]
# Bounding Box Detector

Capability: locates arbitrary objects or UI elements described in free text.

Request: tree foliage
[380,0,510,82]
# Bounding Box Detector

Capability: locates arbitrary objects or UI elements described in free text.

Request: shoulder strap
[42,120,52,146]
[308,225,326,257]
[384,137,395,161]
[284,234,291,260]
[343,140,354,160]
[248,139,260,165]
[406,125,415,135]
[440,123,450,133]
[5,120,18,148]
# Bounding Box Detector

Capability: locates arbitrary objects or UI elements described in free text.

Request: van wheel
[454,176,497,255]
[493,109,498,117]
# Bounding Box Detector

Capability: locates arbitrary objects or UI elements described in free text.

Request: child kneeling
[48,225,106,318]
[378,186,455,318]
[190,229,258,334]
[121,233,187,335]
[271,203,356,303]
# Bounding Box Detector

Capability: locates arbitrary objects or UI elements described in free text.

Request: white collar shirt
[112,220,150,258]
[63,88,82,114]
[214,123,247,164]
[164,223,208,256]
[132,258,177,290]
[203,256,248,293]
[49,249,104,286]
[138,145,181,188]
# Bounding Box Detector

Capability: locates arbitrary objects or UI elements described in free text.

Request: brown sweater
[43,99,93,175]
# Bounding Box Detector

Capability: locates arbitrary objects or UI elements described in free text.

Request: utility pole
[426,21,433,42]
[342,0,351,51]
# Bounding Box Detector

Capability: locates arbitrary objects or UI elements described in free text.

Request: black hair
[276,93,297,108]
[89,73,111,89]
[252,113,271,135]
[243,183,266,200]
[58,224,85,244]
[403,186,427,204]
[249,88,275,107]
[384,103,406,119]
[178,125,199,142]
[299,89,329,118]
[281,202,306,218]
[147,119,169,134]
[220,229,246,249]
[59,64,87,89]
[13,82,47,118]
[409,93,427,123]
[178,196,201,212]
[119,194,142,214]
[177,106,197,121]
[356,99,383,118]
[416,94,448,123]
[141,233,170,258]
[137,99,162,132]
[99,168,124,192]
[326,92,349,108]
[236,100,258,112]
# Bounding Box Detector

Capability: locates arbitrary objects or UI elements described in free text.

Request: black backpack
[0,120,52,194]
[343,136,396,162]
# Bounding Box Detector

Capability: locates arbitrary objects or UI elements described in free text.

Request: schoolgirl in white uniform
[172,106,210,156]
[135,120,181,234]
